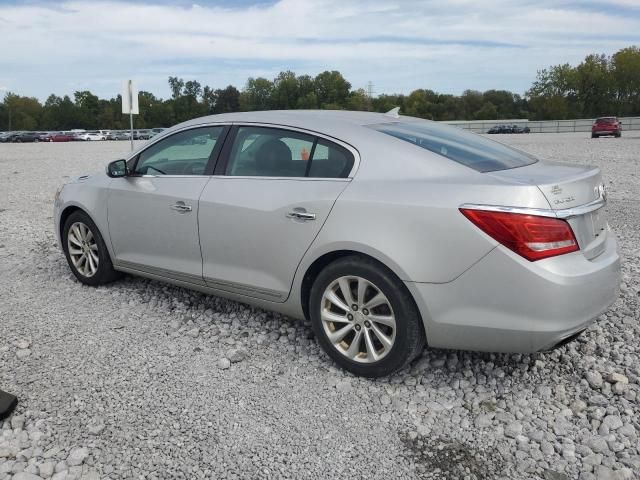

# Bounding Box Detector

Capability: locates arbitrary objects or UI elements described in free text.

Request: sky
[0,0,639,101]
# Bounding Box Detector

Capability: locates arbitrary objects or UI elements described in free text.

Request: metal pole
[129,80,134,151]
[129,80,133,151]
[129,111,134,151]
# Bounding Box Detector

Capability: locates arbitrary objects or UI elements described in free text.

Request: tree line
[1,46,638,131]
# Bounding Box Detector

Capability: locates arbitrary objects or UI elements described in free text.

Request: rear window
[595,117,616,123]
[368,121,537,172]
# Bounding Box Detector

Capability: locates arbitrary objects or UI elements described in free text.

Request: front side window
[134,126,225,176]
[225,126,355,178]
[368,121,537,173]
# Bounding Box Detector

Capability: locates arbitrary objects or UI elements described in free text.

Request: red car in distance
[592,117,622,138]
[47,133,74,142]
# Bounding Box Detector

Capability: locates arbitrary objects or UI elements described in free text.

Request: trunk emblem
[551,185,563,195]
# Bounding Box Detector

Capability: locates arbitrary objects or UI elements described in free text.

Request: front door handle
[170,201,192,213]
[286,209,316,221]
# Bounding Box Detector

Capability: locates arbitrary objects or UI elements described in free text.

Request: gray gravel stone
[65,448,88,467]
[12,473,43,480]
[586,371,604,389]
[606,373,628,384]
[226,347,247,363]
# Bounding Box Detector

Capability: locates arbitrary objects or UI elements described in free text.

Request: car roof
[175,110,423,140]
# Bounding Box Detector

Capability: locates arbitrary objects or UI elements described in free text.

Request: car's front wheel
[63,211,120,286]
[309,256,425,377]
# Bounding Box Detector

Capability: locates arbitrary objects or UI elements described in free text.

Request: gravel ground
[0,133,639,480]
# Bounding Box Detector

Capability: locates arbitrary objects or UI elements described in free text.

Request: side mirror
[107,159,128,178]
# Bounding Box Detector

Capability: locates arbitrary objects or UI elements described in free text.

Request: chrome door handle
[170,202,192,213]
[286,209,316,221]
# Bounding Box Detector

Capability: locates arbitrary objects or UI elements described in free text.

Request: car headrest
[256,139,292,174]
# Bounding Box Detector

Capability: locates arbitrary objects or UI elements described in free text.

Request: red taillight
[460,208,579,261]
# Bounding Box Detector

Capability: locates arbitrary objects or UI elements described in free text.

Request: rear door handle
[170,201,192,213]
[286,209,316,221]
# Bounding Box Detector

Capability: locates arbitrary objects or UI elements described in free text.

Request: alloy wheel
[67,222,99,277]
[321,275,396,363]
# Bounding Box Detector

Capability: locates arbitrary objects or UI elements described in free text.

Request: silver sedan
[54,110,621,377]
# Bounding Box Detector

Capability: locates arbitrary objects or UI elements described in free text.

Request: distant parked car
[48,133,74,142]
[0,132,19,143]
[12,132,40,143]
[78,132,106,141]
[133,129,153,140]
[105,131,119,141]
[487,124,530,134]
[115,131,132,141]
[36,132,52,142]
[592,117,621,138]
[487,125,511,134]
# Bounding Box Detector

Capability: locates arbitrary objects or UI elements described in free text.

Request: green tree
[314,71,350,108]
[272,71,299,109]
[168,76,185,100]
[1,93,42,130]
[240,77,273,111]
[213,86,240,113]
[611,46,640,115]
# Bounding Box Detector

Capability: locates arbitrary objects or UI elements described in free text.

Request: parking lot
[1,133,639,479]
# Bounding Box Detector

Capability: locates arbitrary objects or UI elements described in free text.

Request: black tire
[591,133,597,138]
[62,210,121,286]
[309,255,425,377]
[615,132,621,138]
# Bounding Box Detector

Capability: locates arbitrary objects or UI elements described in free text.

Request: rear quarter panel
[297,135,553,284]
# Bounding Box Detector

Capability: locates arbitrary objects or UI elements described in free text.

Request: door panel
[107,125,226,282]
[108,176,210,283]
[198,178,348,300]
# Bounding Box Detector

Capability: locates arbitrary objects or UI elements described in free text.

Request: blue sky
[0,0,639,101]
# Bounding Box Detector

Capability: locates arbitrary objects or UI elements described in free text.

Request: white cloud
[0,0,638,100]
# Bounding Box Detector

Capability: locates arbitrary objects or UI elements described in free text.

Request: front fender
[54,178,114,259]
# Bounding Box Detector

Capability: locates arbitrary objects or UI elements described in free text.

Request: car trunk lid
[488,161,608,260]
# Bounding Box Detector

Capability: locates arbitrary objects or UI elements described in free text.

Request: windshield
[368,121,538,173]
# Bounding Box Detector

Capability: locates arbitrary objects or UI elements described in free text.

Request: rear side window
[368,121,537,173]
[225,126,355,178]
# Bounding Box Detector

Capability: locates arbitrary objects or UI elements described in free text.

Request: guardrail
[445,117,640,134]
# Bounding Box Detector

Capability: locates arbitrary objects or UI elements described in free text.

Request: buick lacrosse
[54,110,620,377]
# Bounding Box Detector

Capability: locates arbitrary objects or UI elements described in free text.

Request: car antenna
[384,107,400,118]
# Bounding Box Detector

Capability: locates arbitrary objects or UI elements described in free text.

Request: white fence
[445,117,640,134]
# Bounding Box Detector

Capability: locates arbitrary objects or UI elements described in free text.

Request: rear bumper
[407,233,621,353]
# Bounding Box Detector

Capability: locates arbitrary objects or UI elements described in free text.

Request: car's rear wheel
[63,211,120,286]
[309,255,425,377]
[591,133,597,138]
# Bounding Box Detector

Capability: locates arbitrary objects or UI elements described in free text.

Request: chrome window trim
[125,121,361,180]
[460,197,606,219]
[124,121,229,163]
[230,122,361,179]
[128,174,349,182]
[208,175,350,182]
